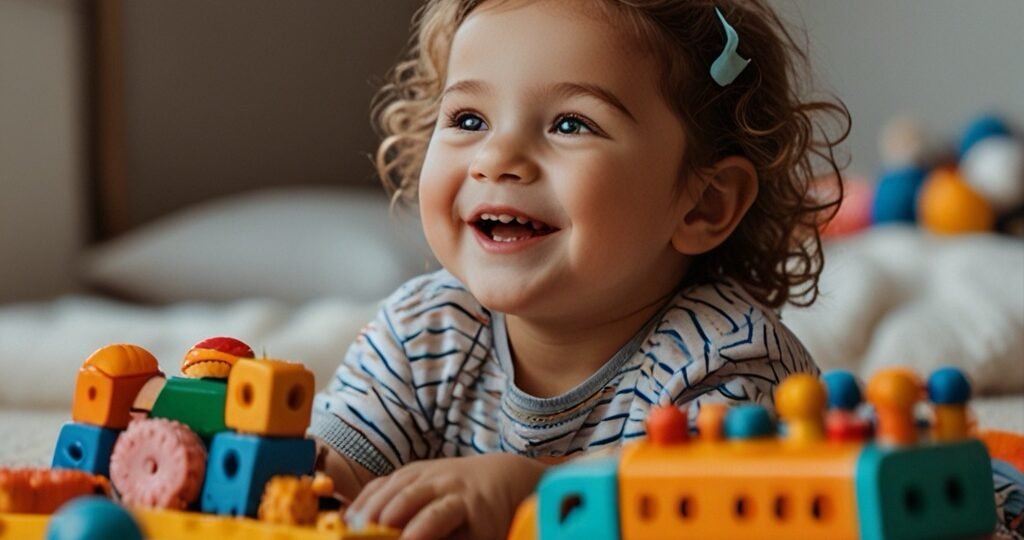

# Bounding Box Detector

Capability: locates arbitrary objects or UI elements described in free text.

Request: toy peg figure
[821,370,871,442]
[866,368,923,445]
[775,373,826,443]
[927,367,972,441]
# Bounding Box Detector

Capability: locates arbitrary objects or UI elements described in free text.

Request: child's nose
[468,132,539,184]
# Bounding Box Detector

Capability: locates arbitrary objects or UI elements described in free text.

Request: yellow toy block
[0,508,401,539]
[71,344,163,429]
[225,358,315,437]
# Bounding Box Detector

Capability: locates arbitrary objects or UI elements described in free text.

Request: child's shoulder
[380,269,492,328]
[659,279,798,348]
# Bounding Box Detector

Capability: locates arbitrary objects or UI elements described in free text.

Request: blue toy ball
[872,166,929,224]
[46,496,143,540]
[960,114,1012,158]
[822,370,863,411]
[927,367,972,405]
[724,405,775,440]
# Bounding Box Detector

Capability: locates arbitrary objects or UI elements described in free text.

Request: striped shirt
[310,270,817,476]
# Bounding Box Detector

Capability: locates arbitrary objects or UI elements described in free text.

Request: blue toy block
[200,432,315,517]
[538,456,621,540]
[855,440,996,540]
[51,422,120,477]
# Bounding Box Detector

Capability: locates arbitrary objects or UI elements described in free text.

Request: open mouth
[471,212,558,243]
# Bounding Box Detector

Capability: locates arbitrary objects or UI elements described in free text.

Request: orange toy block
[225,358,315,437]
[71,344,164,429]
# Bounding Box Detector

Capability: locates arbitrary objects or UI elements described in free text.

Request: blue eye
[454,113,486,131]
[553,115,593,135]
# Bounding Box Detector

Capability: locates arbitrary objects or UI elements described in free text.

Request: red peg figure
[696,402,728,442]
[866,368,923,445]
[775,374,826,443]
[646,405,688,446]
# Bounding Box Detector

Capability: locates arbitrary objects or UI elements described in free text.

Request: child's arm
[344,453,547,540]
[313,436,379,503]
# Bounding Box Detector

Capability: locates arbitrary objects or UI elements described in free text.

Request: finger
[400,493,467,540]
[379,482,443,529]
[351,468,424,525]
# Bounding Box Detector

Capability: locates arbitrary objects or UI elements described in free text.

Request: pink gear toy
[109,418,206,510]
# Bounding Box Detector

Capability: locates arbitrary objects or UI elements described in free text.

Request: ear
[671,156,758,255]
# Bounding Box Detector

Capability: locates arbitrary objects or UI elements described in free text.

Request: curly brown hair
[371,0,850,309]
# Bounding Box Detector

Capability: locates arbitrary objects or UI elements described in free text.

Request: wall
[790,0,1024,175]
[0,0,86,303]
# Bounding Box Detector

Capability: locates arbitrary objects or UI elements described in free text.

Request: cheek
[418,144,462,244]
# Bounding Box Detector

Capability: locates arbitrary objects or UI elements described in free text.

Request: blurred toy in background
[821,113,1024,239]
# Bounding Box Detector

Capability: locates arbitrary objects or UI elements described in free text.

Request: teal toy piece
[51,422,120,477]
[873,166,929,224]
[200,432,315,517]
[960,114,1012,158]
[46,496,143,540]
[150,376,229,440]
[855,440,996,540]
[822,370,863,411]
[927,367,971,405]
[724,404,775,440]
[710,7,751,86]
[537,456,621,540]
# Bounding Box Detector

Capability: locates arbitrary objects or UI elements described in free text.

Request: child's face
[419,0,698,322]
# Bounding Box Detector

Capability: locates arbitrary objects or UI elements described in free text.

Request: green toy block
[150,377,228,440]
[855,440,996,540]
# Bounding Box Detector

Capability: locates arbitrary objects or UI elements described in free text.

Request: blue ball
[46,496,143,540]
[872,166,929,224]
[724,405,775,440]
[960,114,1012,158]
[927,367,971,405]
[822,370,862,411]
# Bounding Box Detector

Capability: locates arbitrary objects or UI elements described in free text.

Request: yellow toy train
[507,368,997,540]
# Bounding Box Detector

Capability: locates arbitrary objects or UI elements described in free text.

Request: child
[310,0,848,538]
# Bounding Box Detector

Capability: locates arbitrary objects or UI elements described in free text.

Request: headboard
[89,0,420,241]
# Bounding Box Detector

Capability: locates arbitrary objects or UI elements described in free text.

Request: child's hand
[345,453,546,540]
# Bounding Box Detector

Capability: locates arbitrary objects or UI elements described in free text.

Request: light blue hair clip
[710,7,751,87]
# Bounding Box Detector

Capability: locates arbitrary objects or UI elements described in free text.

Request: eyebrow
[440,79,637,123]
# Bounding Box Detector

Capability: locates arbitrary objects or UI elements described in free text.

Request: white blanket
[1,226,1021,440]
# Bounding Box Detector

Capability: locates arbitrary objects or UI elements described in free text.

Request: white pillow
[81,188,437,303]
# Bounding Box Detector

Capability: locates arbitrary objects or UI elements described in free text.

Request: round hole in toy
[945,476,965,508]
[287,384,306,411]
[223,450,240,479]
[638,494,655,520]
[66,442,84,463]
[239,383,254,407]
[678,496,695,519]
[773,495,790,521]
[903,485,925,516]
[811,494,832,521]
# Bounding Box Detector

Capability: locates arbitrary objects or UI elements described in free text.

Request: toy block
[855,440,996,540]
[201,432,315,517]
[51,422,120,476]
[150,376,229,440]
[109,418,208,510]
[0,467,109,514]
[537,456,621,540]
[71,344,163,429]
[225,358,314,437]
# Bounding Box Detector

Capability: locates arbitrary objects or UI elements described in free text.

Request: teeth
[515,217,529,224]
[497,214,515,223]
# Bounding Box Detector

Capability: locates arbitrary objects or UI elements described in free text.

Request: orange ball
[646,405,688,445]
[917,168,995,234]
